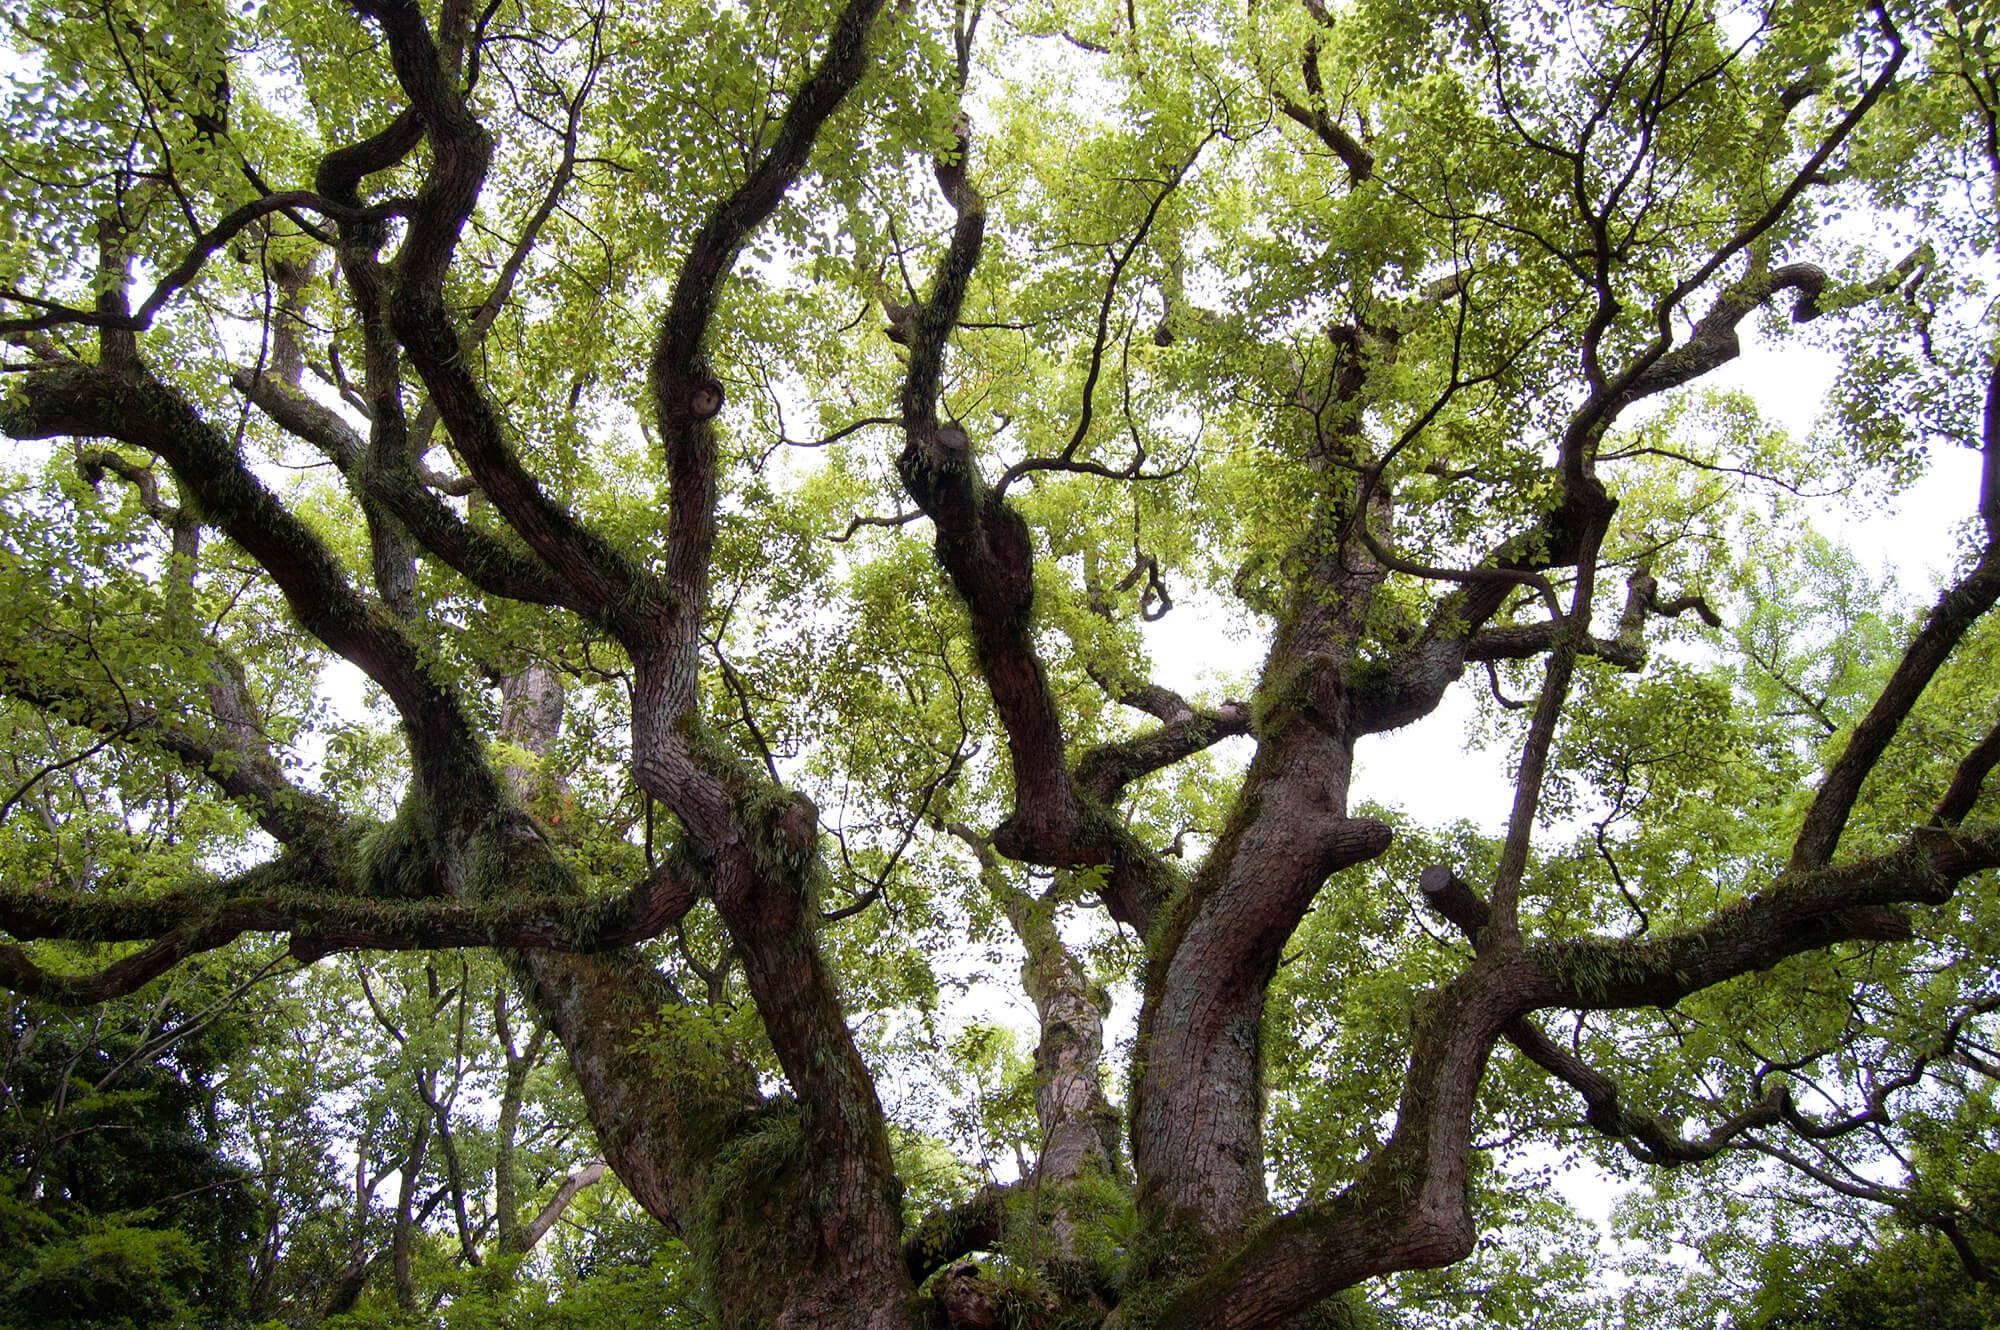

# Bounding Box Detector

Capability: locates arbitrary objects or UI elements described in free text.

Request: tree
[0,0,1995,1324]
[222,950,614,1323]
[0,965,264,1330]
[1742,1216,2000,1330]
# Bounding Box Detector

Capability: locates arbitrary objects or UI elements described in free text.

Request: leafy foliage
[0,0,1994,1325]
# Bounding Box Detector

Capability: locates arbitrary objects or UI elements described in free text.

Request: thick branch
[1561,14,1907,464]
[1463,622,1644,670]
[893,145,1178,934]
[1415,868,1745,1167]
[948,824,1118,1254]
[516,1161,607,1252]
[1269,33,1374,184]
[0,651,340,852]
[0,856,316,1003]
[1145,959,1519,1328]
[0,855,700,974]
[2,361,501,836]
[1418,863,1491,939]
[1934,714,2000,826]
[649,0,890,655]
[231,368,577,608]
[1363,492,1615,736]
[1272,91,1375,183]
[1501,1016,1783,1164]
[1794,548,2000,867]
[1074,700,1250,804]
[1536,823,2000,1012]
[1181,818,2000,1327]
[893,137,1072,852]
[1601,262,1831,413]
[352,0,672,648]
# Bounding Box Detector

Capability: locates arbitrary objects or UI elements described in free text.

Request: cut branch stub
[1420,864,1492,942]
[688,378,725,420]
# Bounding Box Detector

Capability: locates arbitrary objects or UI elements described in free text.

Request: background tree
[0,962,265,1329]
[0,0,1995,1326]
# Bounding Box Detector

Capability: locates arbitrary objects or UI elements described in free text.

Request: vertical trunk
[512,948,740,1233]
[1131,724,1385,1237]
[496,665,744,1233]
[491,1072,524,1257]
[709,844,915,1328]
[953,826,1120,1270]
[1009,889,1119,1258]
[391,1114,431,1310]
[1132,520,1390,1241]
[317,1136,380,1318]
[526,937,914,1329]
[500,661,916,1330]
[491,995,547,1257]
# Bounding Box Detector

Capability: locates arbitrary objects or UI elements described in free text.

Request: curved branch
[0,359,503,837]
[0,652,339,851]
[1934,714,2000,827]
[0,192,401,336]
[1464,621,1644,670]
[231,368,577,608]
[1266,22,1374,182]
[1565,12,1908,460]
[995,135,1213,497]
[517,1161,607,1253]
[0,852,702,1004]
[1502,1015,1782,1164]
[648,0,892,662]
[1536,823,2000,1013]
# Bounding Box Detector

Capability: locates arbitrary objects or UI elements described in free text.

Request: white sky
[1134,325,1990,835]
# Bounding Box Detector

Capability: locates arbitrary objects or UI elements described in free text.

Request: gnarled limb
[648,0,893,664]
[351,0,675,651]
[0,660,339,853]
[0,856,318,1004]
[1141,956,1519,1329]
[1147,809,2000,1328]
[230,367,578,610]
[892,120,1183,935]
[0,191,399,338]
[1499,1016,1787,1164]
[1534,822,2000,1013]
[1127,312,1403,1239]
[1,360,503,838]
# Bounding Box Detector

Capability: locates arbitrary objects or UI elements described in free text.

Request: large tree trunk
[498,659,918,1328]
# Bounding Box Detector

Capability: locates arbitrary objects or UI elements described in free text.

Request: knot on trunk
[896,422,977,505]
[687,378,724,419]
[743,787,822,892]
[937,1263,1005,1329]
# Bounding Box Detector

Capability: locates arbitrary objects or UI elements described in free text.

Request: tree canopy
[0,0,1996,1324]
